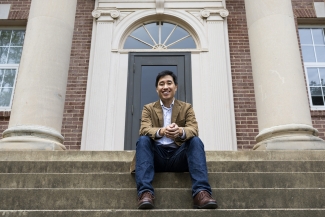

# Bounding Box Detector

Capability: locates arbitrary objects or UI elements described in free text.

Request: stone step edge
[1,151,325,161]
[1,172,324,174]
[1,208,325,211]
[1,188,325,190]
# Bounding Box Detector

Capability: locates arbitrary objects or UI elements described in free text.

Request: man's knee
[136,136,153,150]
[189,136,204,145]
[185,137,204,150]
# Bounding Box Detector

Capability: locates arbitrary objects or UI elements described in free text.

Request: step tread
[1,151,325,161]
[1,188,325,209]
[1,209,325,217]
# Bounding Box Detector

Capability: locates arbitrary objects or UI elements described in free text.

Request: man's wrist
[159,128,165,136]
[178,127,183,137]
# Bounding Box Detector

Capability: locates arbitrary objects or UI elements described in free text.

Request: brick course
[1,0,325,150]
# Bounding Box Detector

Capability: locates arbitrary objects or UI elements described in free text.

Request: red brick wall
[61,0,94,150]
[292,0,317,17]
[226,0,258,150]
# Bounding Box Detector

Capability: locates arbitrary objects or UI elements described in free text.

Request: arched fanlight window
[123,22,196,49]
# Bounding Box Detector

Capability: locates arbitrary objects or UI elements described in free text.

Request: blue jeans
[135,136,212,198]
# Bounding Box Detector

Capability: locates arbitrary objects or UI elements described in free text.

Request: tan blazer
[130,99,199,172]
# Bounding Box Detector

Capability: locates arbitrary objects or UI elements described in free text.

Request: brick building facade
[1,0,325,151]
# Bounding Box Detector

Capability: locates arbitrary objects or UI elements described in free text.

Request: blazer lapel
[171,100,182,123]
[153,100,163,127]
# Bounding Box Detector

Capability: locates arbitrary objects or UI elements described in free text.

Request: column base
[0,136,66,151]
[0,125,66,151]
[253,124,325,150]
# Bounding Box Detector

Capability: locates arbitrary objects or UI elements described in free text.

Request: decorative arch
[112,9,209,51]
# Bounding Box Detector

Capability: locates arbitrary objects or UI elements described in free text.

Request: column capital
[92,9,120,20]
[200,9,229,19]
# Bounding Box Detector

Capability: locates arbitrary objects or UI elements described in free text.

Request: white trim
[304,63,325,110]
[81,0,99,150]
[111,9,209,51]
[298,26,325,110]
[0,65,19,111]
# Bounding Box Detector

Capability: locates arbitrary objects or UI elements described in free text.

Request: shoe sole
[138,202,154,209]
[193,202,218,209]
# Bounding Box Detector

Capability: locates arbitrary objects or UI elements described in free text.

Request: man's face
[156,75,177,102]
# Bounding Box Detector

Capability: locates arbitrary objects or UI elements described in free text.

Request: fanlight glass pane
[123,22,196,49]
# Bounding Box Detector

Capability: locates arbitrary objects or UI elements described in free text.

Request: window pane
[315,46,325,62]
[3,69,16,87]
[307,68,320,86]
[145,23,159,45]
[124,36,152,49]
[130,26,154,46]
[312,29,325,45]
[0,88,13,107]
[299,29,313,44]
[7,47,22,64]
[320,68,325,86]
[161,22,176,44]
[166,26,189,46]
[312,96,324,105]
[10,30,25,46]
[0,70,4,87]
[168,37,196,49]
[301,46,316,62]
[311,87,322,96]
[0,30,12,46]
[0,47,8,64]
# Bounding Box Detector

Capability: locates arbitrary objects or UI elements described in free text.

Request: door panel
[125,53,192,150]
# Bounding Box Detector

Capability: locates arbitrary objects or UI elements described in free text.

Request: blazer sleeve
[139,105,160,140]
[177,104,199,143]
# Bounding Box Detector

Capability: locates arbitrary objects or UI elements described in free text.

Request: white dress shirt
[155,99,186,148]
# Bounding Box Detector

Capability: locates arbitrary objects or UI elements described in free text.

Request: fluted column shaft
[0,0,78,150]
[245,0,325,150]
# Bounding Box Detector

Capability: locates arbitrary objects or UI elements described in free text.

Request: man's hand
[162,123,183,139]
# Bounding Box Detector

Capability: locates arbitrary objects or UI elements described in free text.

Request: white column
[0,0,77,150]
[245,0,325,150]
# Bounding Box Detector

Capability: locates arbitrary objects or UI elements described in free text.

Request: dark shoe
[193,191,218,209]
[138,191,155,209]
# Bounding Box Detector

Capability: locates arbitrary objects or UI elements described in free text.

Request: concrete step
[1,161,325,173]
[1,209,325,217]
[1,188,325,209]
[1,151,325,161]
[1,172,324,188]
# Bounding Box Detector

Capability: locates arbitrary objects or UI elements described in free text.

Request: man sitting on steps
[130,70,217,209]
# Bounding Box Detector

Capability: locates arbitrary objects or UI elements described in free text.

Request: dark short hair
[155,70,178,87]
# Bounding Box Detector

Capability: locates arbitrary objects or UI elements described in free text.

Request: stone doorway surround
[81,0,237,151]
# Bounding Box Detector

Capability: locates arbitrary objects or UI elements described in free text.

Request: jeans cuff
[138,190,155,198]
[192,189,212,198]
